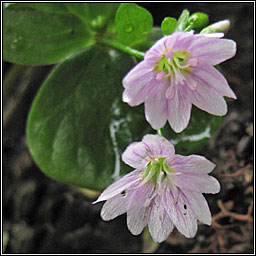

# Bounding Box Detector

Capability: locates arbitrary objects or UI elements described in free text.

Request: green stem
[157,129,163,136]
[97,37,144,60]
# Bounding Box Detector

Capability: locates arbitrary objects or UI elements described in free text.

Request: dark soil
[3,2,254,254]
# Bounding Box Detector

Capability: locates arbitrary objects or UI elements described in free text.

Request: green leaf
[162,107,222,155]
[161,17,177,35]
[115,3,153,46]
[27,46,153,191]
[65,3,119,31]
[3,6,93,65]
[21,3,70,14]
[176,9,190,31]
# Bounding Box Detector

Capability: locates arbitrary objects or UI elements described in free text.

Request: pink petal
[142,134,175,158]
[182,190,212,225]
[148,195,174,243]
[93,169,141,203]
[190,36,236,65]
[144,36,168,60]
[169,154,216,174]
[122,61,156,106]
[164,187,198,238]
[174,173,221,194]
[167,86,192,133]
[185,78,228,116]
[166,31,194,51]
[192,64,237,99]
[121,141,150,168]
[101,193,130,221]
[144,82,169,130]
[126,183,155,235]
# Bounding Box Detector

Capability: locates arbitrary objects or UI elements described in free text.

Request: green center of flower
[155,49,199,99]
[155,49,193,80]
[141,157,175,185]
[155,50,191,79]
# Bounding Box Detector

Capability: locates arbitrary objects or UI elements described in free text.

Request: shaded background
[3,2,254,253]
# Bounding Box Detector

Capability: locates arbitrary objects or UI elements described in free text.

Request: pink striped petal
[126,183,155,235]
[192,64,237,99]
[121,141,150,168]
[101,193,130,221]
[186,79,228,116]
[175,173,220,194]
[164,187,198,238]
[190,37,236,65]
[122,62,156,106]
[169,154,216,174]
[148,195,174,243]
[145,84,169,130]
[93,169,141,203]
[142,134,175,157]
[168,86,192,133]
[182,190,212,225]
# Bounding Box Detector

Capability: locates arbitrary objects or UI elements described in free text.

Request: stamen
[165,86,176,99]
[186,78,197,90]
[155,71,165,81]
[187,57,198,67]
[164,50,174,59]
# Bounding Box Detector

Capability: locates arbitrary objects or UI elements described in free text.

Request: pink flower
[122,32,237,132]
[93,134,220,243]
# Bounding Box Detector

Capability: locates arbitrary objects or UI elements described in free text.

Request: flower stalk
[98,37,145,59]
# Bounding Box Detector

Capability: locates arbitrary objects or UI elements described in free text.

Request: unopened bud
[200,19,230,34]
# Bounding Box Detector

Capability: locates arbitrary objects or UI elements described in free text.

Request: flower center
[141,157,175,186]
[155,49,199,99]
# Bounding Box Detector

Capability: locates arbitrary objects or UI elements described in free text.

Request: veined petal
[169,154,216,174]
[175,173,221,194]
[122,62,156,106]
[182,190,212,225]
[142,134,175,158]
[123,61,154,88]
[190,37,236,65]
[145,82,169,130]
[192,64,237,99]
[168,86,192,133]
[101,193,130,221]
[126,182,155,235]
[186,78,228,116]
[93,169,141,203]
[148,195,174,243]
[164,187,198,238]
[144,36,168,60]
[122,141,150,168]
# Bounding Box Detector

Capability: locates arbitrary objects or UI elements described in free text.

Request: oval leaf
[115,3,153,45]
[3,6,93,65]
[162,106,222,155]
[27,46,153,191]
[161,17,177,35]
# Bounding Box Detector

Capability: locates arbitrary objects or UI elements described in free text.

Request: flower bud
[200,19,230,34]
[187,12,209,31]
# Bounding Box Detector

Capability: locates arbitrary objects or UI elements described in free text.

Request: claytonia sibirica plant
[94,134,220,243]
[123,31,236,132]
[4,3,237,248]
